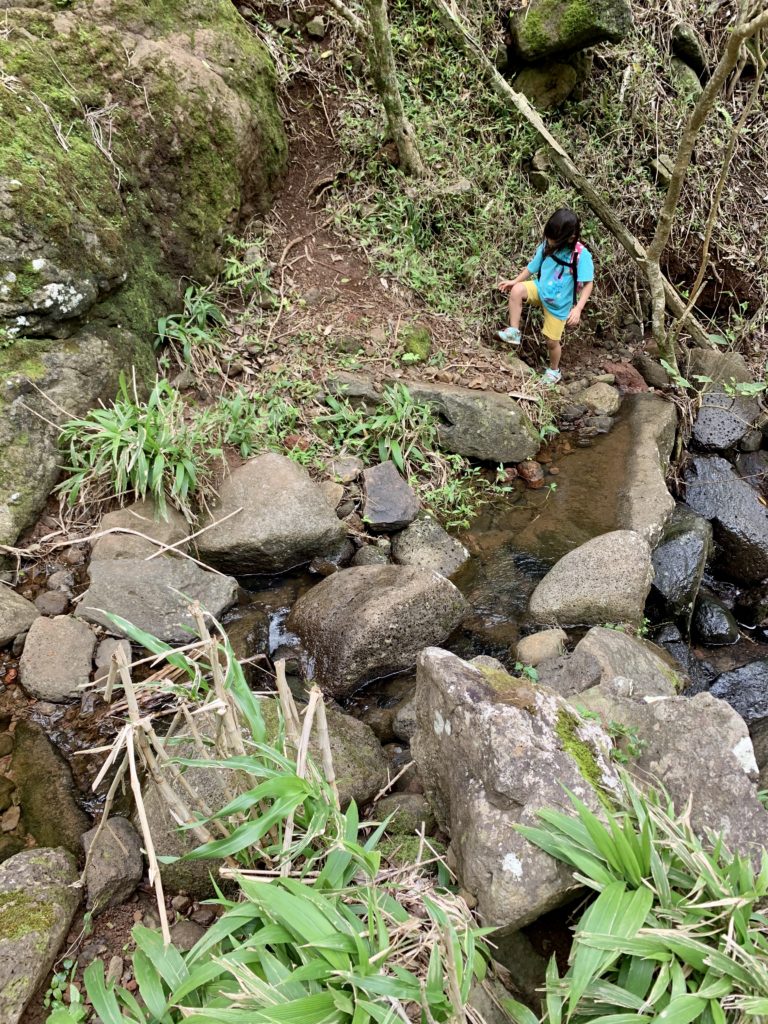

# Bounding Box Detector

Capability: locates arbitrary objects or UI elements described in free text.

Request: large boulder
[391,514,471,578]
[197,454,348,573]
[0,327,152,549]
[76,557,239,642]
[288,565,469,697]
[571,625,683,695]
[685,350,754,386]
[650,506,712,627]
[91,498,190,560]
[683,455,768,584]
[0,0,285,340]
[509,0,633,62]
[393,380,540,464]
[529,530,653,627]
[691,391,760,451]
[18,615,96,701]
[0,587,38,646]
[618,395,677,544]
[0,848,80,1024]
[412,648,619,932]
[579,681,768,855]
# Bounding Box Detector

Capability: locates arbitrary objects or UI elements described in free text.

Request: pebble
[47,569,75,594]
[107,956,124,985]
[61,546,87,566]
[190,906,216,926]
[172,894,192,914]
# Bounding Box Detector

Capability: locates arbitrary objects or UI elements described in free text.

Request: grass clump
[511,775,768,1024]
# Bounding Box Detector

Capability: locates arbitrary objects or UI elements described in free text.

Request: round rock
[18,615,96,701]
[0,588,39,647]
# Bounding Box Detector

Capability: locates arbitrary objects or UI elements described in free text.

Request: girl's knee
[510,283,527,304]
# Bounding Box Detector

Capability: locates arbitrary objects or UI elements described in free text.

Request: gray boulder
[574,626,684,694]
[710,661,768,726]
[651,506,712,626]
[363,462,420,532]
[396,379,540,463]
[632,353,669,390]
[289,565,468,697]
[575,382,621,416]
[0,587,38,646]
[692,391,760,451]
[76,557,239,643]
[509,0,633,61]
[412,648,619,932]
[18,615,96,702]
[91,499,190,560]
[618,395,677,544]
[672,22,707,74]
[579,681,768,855]
[391,514,470,577]
[685,350,753,386]
[683,455,768,583]
[82,816,143,913]
[0,848,80,1024]
[197,454,348,573]
[352,545,390,567]
[529,530,653,627]
[12,721,89,854]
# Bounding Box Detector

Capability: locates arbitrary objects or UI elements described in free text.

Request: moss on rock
[510,0,633,62]
[555,707,613,806]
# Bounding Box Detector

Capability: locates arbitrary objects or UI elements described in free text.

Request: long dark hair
[543,208,580,256]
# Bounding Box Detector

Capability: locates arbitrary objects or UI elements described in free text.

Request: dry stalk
[281,688,321,875]
[314,695,340,807]
[274,658,302,748]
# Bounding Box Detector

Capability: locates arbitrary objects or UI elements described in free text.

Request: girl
[497,208,594,384]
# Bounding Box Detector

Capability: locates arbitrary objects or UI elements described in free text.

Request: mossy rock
[400,324,432,363]
[0,0,286,339]
[509,0,633,62]
[378,834,446,871]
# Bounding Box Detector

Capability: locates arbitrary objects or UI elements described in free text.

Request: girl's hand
[567,306,582,327]
[498,279,515,293]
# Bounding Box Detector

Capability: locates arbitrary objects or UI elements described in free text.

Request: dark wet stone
[650,506,711,625]
[691,390,760,451]
[691,593,739,646]
[651,623,717,695]
[710,660,768,725]
[734,450,768,499]
[363,462,420,533]
[683,455,768,584]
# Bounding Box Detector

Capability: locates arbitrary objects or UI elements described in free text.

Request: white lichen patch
[732,736,758,776]
[31,258,46,271]
[502,852,523,878]
[40,282,85,314]
[433,709,451,736]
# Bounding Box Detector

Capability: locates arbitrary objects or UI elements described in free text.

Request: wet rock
[12,721,89,854]
[394,379,540,463]
[651,623,718,694]
[575,382,621,416]
[19,615,96,702]
[710,661,768,726]
[618,395,677,544]
[91,499,190,560]
[352,546,390,567]
[735,450,768,499]
[328,456,364,483]
[0,848,80,1024]
[691,594,739,646]
[76,558,239,643]
[393,699,418,742]
[691,390,760,451]
[363,462,420,532]
[309,538,355,576]
[517,460,545,488]
[377,793,436,834]
[632,352,669,389]
[412,647,619,932]
[197,454,347,573]
[683,455,768,584]
[391,514,470,577]
[0,588,38,646]
[82,816,143,913]
[650,506,712,626]
[33,591,69,616]
[578,683,768,854]
[516,629,567,666]
[288,565,468,697]
[601,361,648,394]
[529,530,653,627]
[509,0,633,61]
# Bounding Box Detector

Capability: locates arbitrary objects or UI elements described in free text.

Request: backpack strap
[549,242,583,306]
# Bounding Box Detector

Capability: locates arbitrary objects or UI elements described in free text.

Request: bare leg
[546,337,561,371]
[507,282,527,328]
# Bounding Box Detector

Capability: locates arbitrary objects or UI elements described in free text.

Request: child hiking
[497,208,594,384]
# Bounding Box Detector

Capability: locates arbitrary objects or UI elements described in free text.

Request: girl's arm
[566,281,594,325]
[498,267,532,293]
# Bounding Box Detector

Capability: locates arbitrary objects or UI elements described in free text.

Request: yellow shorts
[525,281,567,342]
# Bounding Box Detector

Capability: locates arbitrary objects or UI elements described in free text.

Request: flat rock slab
[412,647,619,932]
[0,588,38,646]
[692,390,760,451]
[363,461,420,532]
[82,816,143,913]
[391,514,470,577]
[197,453,347,573]
[76,558,239,643]
[0,848,80,1024]
[19,615,95,701]
[683,455,768,584]
[288,565,469,697]
[529,530,653,627]
[619,394,677,545]
[91,499,190,560]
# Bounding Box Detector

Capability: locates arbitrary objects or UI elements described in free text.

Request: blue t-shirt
[527,242,594,321]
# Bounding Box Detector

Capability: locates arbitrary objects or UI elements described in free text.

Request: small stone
[363,462,420,532]
[61,546,87,566]
[328,457,364,483]
[172,894,192,914]
[47,569,75,594]
[107,956,124,986]
[632,353,670,389]
[516,628,567,666]
[320,481,344,509]
[34,591,69,616]
[391,515,470,578]
[352,546,390,567]
[0,588,39,647]
[191,906,216,926]
[576,382,621,416]
[517,460,545,488]
[95,638,131,672]
[82,816,144,913]
[169,919,206,951]
[305,15,326,38]
[393,700,417,742]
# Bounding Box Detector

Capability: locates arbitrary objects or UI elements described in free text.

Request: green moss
[556,708,612,805]
[379,835,446,871]
[559,0,593,41]
[514,0,595,59]
[400,325,431,363]
[478,666,538,714]
[0,890,57,942]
